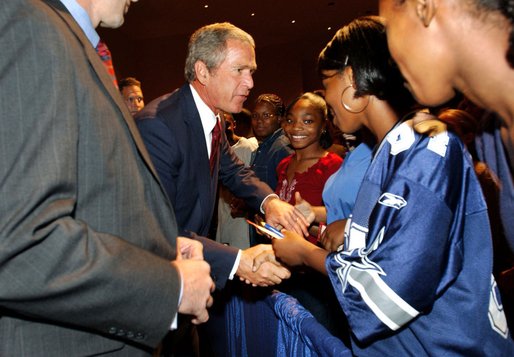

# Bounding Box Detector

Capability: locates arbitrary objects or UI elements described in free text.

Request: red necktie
[95,40,118,88]
[210,115,221,175]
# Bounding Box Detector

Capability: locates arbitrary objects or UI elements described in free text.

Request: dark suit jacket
[136,84,273,280]
[136,84,274,236]
[0,0,181,355]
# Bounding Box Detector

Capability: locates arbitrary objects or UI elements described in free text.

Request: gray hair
[184,22,255,82]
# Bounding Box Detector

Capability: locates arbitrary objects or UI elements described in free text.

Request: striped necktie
[95,40,118,88]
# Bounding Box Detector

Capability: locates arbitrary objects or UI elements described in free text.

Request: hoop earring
[341,85,369,114]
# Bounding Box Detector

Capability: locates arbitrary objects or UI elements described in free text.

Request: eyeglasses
[251,112,275,120]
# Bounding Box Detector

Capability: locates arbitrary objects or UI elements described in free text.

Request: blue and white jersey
[327,120,514,356]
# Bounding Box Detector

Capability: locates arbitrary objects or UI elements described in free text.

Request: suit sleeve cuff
[260,193,279,214]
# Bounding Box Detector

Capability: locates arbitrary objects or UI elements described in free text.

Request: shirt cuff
[170,266,184,330]
[229,249,242,280]
[260,193,279,214]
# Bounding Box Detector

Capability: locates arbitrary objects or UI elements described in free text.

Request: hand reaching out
[294,192,316,225]
[263,196,309,237]
[237,244,291,287]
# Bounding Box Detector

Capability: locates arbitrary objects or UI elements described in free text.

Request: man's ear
[194,60,209,85]
[416,0,436,27]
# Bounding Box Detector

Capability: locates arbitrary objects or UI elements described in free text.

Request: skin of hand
[237,244,291,287]
[229,197,247,218]
[319,219,347,252]
[271,231,329,275]
[171,259,215,325]
[411,111,447,136]
[176,236,204,260]
[262,196,309,236]
[293,192,316,225]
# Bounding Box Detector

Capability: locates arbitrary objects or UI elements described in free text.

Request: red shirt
[275,152,343,243]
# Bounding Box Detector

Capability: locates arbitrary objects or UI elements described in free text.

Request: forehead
[122,85,142,96]
[254,101,275,112]
[221,39,257,69]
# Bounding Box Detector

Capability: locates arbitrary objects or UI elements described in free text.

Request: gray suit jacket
[0,0,181,355]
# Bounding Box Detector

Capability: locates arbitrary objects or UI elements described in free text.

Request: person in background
[216,113,259,249]
[0,0,214,355]
[119,76,145,116]
[250,94,293,189]
[273,91,345,340]
[270,16,514,355]
[233,108,254,138]
[275,92,342,244]
[378,0,514,253]
[247,93,294,245]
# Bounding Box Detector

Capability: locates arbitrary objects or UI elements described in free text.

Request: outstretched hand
[263,196,309,237]
[237,244,291,287]
[294,192,316,225]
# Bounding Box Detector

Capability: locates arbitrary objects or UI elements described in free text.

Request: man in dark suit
[136,23,309,286]
[0,0,214,355]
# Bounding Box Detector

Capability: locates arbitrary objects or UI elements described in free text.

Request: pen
[261,222,284,238]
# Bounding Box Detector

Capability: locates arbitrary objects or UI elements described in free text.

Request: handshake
[171,237,291,325]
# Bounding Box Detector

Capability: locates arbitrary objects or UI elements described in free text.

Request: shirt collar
[60,0,100,47]
[189,84,218,135]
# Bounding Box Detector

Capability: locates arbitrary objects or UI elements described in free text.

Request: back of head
[184,22,255,82]
[318,16,416,116]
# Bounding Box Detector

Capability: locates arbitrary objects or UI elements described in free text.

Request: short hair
[318,16,415,116]
[254,93,285,117]
[185,22,255,82]
[286,92,332,149]
[118,77,141,92]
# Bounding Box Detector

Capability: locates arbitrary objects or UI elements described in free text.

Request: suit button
[135,332,146,340]
[108,327,117,334]
[127,331,135,339]
[116,329,126,337]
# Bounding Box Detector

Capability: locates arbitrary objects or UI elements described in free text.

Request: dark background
[99,0,376,107]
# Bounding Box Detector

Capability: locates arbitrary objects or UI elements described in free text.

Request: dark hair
[119,77,141,92]
[286,92,332,149]
[255,93,285,117]
[318,16,415,116]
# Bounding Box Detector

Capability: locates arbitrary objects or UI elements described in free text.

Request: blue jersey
[326,120,514,356]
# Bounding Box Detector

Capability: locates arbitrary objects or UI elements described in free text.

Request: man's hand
[263,196,309,237]
[237,244,291,287]
[176,236,204,260]
[172,259,215,325]
[319,219,347,252]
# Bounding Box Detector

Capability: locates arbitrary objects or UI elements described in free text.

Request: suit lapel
[44,0,161,183]
[182,86,215,231]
